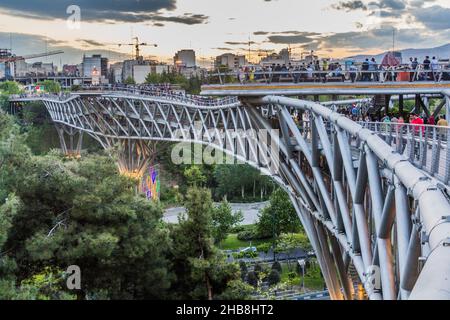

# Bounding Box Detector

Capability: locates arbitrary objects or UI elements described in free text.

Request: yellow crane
[117,37,158,61]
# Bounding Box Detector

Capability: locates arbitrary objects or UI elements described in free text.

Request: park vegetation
[0,111,253,299]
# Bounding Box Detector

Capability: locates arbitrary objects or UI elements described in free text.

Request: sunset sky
[0,0,449,66]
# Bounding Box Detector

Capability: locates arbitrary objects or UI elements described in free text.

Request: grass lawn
[279,261,325,291]
[220,233,272,250]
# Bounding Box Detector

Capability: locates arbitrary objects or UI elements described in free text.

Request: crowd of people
[13,83,239,106]
[236,56,450,84]
[334,102,448,128]
[110,83,238,106]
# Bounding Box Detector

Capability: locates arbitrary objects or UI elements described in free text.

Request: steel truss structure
[9,91,450,300]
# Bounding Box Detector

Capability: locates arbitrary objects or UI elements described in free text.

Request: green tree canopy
[212,200,243,244]
[257,188,302,237]
[169,187,244,299]
[184,165,206,187]
[213,164,273,201]
[123,76,136,85]
[37,80,61,94]
[1,150,172,299]
[0,81,21,95]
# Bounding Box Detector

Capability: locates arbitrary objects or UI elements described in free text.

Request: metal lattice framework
[10,91,450,300]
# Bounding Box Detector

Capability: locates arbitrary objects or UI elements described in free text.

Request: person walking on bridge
[409,57,415,82]
[369,58,379,82]
[410,58,419,81]
[431,57,440,81]
[362,59,370,81]
[423,56,431,80]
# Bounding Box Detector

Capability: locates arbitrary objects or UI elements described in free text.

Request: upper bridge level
[202,63,450,96]
[202,81,450,97]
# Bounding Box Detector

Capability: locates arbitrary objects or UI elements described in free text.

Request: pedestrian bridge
[201,81,450,96]
[9,87,450,300]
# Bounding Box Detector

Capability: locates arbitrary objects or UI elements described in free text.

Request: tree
[257,188,302,238]
[216,280,253,300]
[124,76,136,85]
[254,263,263,276]
[169,187,243,300]
[184,165,206,187]
[145,72,163,84]
[239,261,248,281]
[213,164,273,201]
[0,81,21,95]
[37,80,61,93]
[212,200,243,244]
[275,233,311,270]
[0,81,22,112]
[1,151,173,299]
[0,112,31,202]
[267,269,281,286]
[271,261,282,273]
[246,271,258,288]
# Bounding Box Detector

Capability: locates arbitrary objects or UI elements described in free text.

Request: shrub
[267,270,281,286]
[160,185,181,205]
[239,261,247,280]
[233,251,258,259]
[237,229,258,241]
[231,225,245,233]
[244,251,258,259]
[271,261,282,273]
[247,271,258,288]
[287,272,297,281]
[254,263,263,276]
[256,243,272,254]
[237,224,271,241]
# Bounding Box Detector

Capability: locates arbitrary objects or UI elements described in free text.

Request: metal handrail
[258,95,450,300]
[211,63,450,84]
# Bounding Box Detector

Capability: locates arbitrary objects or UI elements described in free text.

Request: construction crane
[257,49,275,58]
[0,50,64,63]
[117,37,158,61]
[287,45,306,60]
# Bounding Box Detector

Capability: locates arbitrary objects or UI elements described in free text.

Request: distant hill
[347,44,450,63]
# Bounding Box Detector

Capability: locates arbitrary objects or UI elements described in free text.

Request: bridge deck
[201,81,450,96]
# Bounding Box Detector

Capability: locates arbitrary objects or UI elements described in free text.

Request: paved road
[163,201,269,225]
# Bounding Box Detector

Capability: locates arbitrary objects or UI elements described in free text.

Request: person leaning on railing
[437,115,448,140]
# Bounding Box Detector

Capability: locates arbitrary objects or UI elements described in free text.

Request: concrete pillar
[55,124,83,158]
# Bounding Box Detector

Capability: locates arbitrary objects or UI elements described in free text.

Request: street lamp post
[298,259,306,292]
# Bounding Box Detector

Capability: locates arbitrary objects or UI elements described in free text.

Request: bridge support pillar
[55,124,83,158]
[112,139,156,180]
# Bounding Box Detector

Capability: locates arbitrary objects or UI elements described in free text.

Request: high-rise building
[110,62,123,83]
[82,54,108,78]
[63,65,80,77]
[260,49,291,67]
[133,65,152,84]
[215,53,246,70]
[174,50,196,68]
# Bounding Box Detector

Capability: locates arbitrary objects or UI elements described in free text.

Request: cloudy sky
[0,0,449,67]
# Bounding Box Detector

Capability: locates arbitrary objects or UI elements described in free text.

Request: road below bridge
[164,201,269,225]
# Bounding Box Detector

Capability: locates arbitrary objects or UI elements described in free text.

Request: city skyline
[0,0,449,66]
